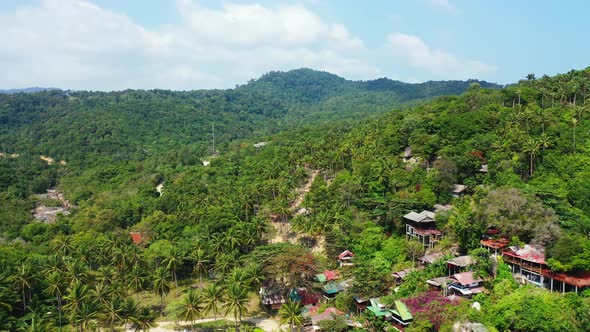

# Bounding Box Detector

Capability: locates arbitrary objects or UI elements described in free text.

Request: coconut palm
[223,284,249,329]
[523,138,541,176]
[63,281,90,330]
[179,289,203,332]
[190,248,210,282]
[130,306,157,332]
[96,266,117,286]
[63,258,89,286]
[226,268,250,290]
[151,267,172,311]
[202,283,224,320]
[44,271,66,330]
[14,261,35,311]
[74,300,99,332]
[278,301,303,332]
[164,246,182,295]
[127,264,145,300]
[102,296,125,332]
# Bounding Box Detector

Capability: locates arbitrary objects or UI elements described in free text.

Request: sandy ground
[269,169,325,254]
[138,317,282,332]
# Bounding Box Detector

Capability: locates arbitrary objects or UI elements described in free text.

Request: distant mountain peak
[0,87,60,94]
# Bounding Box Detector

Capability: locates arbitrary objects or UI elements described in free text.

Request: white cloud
[387,33,497,79]
[429,0,459,14]
[0,0,499,90]
[0,0,372,90]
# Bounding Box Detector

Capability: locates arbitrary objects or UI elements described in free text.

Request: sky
[0,0,588,91]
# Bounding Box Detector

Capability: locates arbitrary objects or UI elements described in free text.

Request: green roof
[322,282,342,295]
[316,273,327,283]
[394,300,413,321]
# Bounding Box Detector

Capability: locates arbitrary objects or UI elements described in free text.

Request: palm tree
[45,271,65,330]
[130,306,158,332]
[539,133,551,151]
[201,283,224,321]
[96,266,117,286]
[127,264,145,301]
[74,300,99,332]
[14,261,35,312]
[151,267,172,311]
[91,282,111,308]
[244,263,264,291]
[214,254,236,277]
[164,246,182,296]
[63,258,89,286]
[63,281,90,330]
[102,296,125,332]
[179,289,203,332]
[0,274,14,312]
[121,298,139,329]
[226,268,250,290]
[278,301,303,332]
[190,249,210,282]
[51,235,72,256]
[523,138,541,176]
[223,284,249,329]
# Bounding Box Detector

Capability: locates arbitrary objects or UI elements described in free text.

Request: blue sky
[0,0,588,90]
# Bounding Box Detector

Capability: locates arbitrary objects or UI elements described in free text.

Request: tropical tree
[179,289,203,332]
[190,248,210,282]
[127,264,145,301]
[164,246,183,295]
[44,271,66,330]
[74,300,99,332]
[151,267,172,311]
[14,261,35,312]
[523,138,541,176]
[278,301,303,332]
[202,283,224,321]
[223,283,249,329]
[63,281,90,330]
[102,296,125,332]
[130,306,157,332]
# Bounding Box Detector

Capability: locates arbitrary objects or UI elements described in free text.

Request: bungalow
[404,210,443,249]
[316,270,340,283]
[446,255,474,275]
[365,298,413,327]
[338,250,354,267]
[452,184,468,196]
[259,286,286,310]
[448,271,484,297]
[426,276,453,293]
[480,238,509,256]
[502,244,590,293]
[418,252,445,266]
[290,288,320,306]
[390,300,413,328]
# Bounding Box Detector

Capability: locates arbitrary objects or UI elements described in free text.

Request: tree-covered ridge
[0,68,500,168]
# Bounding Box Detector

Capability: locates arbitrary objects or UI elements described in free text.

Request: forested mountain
[2,67,590,331]
[0,69,500,168]
[0,87,60,94]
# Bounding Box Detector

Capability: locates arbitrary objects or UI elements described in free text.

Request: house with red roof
[502,244,590,293]
[338,250,354,267]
